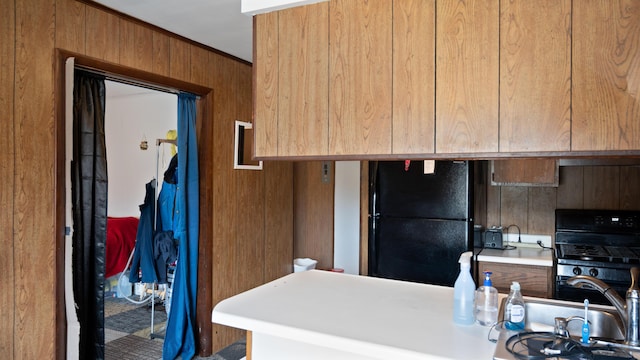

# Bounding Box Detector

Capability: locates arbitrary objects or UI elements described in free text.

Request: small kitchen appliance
[555,209,640,305]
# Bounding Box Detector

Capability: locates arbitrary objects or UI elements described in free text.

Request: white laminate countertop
[476,246,554,267]
[212,270,497,360]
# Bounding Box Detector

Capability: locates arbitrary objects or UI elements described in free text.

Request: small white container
[293,258,317,272]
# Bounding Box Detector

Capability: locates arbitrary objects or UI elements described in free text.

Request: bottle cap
[511,281,521,291]
[483,271,493,286]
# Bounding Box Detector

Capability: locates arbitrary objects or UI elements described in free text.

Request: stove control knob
[589,268,599,277]
[573,267,582,275]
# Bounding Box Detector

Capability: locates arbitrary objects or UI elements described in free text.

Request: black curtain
[71,69,108,360]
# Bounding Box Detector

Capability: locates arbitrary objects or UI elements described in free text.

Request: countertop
[212,270,497,360]
[476,246,554,267]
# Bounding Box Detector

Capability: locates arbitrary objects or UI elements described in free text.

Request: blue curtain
[163,93,199,359]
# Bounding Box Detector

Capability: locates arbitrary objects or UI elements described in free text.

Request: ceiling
[93,0,253,63]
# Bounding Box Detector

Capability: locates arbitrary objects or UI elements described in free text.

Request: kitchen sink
[493,296,625,360]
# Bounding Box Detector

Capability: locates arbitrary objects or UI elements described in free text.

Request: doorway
[59,52,213,359]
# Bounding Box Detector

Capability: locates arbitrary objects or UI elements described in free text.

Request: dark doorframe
[55,49,214,359]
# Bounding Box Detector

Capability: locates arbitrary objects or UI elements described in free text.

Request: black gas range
[555,209,640,305]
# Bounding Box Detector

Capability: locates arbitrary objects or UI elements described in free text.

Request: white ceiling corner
[93,0,254,63]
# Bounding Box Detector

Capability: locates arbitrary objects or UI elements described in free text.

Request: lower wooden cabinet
[477,261,553,298]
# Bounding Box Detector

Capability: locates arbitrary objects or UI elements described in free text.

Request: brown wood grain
[556,166,584,210]
[0,0,15,357]
[264,160,294,281]
[573,0,640,151]
[527,187,557,235]
[492,159,559,186]
[583,166,621,209]
[293,161,335,269]
[278,4,329,156]
[499,0,571,152]
[392,0,435,154]
[329,0,392,155]
[253,13,278,157]
[85,6,120,62]
[14,0,56,357]
[500,187,529,233]
[55,0,86,54]
[169,38,191,82]
[436,0,499,153]
[152,32,171,77]
[119,21,153,72]
[620,166,640,210]
[478,261,553,298]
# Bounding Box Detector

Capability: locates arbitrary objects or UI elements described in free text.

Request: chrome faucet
[567,267,640,346]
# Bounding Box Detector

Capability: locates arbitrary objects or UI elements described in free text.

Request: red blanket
[106,217,139,278]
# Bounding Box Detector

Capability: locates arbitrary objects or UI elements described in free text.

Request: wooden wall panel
[14,0,56,357]
[1,0,289,357]
[169,38,191,82]
[293,161,335,269]
[119,21,153,72]
[556,166,584,209]
[584,166,620,209]
[527,187,557,235]
[85,6,120,62]
[437,0,499,153]
[620,167,640,210]
[500,187,528,233]
[265,161,294,281]
[329,0,392,155]
[278,4,329,156]
[0,0,15,357]
[55,0,85,54]
[499,0,571,152]
[152,32,171,77]
[392,0,435,154]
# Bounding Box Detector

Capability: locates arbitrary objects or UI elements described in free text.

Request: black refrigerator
[368,160,474,287]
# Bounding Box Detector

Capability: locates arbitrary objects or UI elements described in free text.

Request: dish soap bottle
[453,251,475,325]
[504,281,526,330]
[474,271,498,326]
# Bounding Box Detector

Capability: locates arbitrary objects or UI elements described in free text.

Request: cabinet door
[392,0,435,154]
[278,4,329,156]
[436,0,499,154]
[499,0,571,152]
[478,261,553,298]
[254,5,329,157]
[254,11,278,157]
[572,0,640,151]
[329,0,392,155]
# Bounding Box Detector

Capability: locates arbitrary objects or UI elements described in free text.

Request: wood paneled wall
[480,161,640,239]
[1,0,293,358]
[293,161,335,269]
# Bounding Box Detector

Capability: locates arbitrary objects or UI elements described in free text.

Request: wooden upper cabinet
[572,0,640,151]
[392,0,436,154]
[436,0,499,154]
[254,11,278,157]
[254,4,329,157]
[491,159,559,187]
[499,0,571,152]
[329,0,392,155]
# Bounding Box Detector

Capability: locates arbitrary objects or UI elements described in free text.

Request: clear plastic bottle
[504,281,526,330]
[453,252,476,325]
[474,271,498,326]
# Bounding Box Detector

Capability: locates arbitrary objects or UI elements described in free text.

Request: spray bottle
[453,251,476,325]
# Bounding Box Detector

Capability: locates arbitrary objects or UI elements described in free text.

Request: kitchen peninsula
[212,270,497,359]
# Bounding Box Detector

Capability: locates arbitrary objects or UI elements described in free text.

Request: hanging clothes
[129,180,163,284]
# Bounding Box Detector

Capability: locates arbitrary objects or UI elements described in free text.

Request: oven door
[556,275,628,305]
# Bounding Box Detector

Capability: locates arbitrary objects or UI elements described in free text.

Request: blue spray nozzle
[483,271,493,286]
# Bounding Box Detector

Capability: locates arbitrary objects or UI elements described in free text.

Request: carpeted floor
[105,296,245,360]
